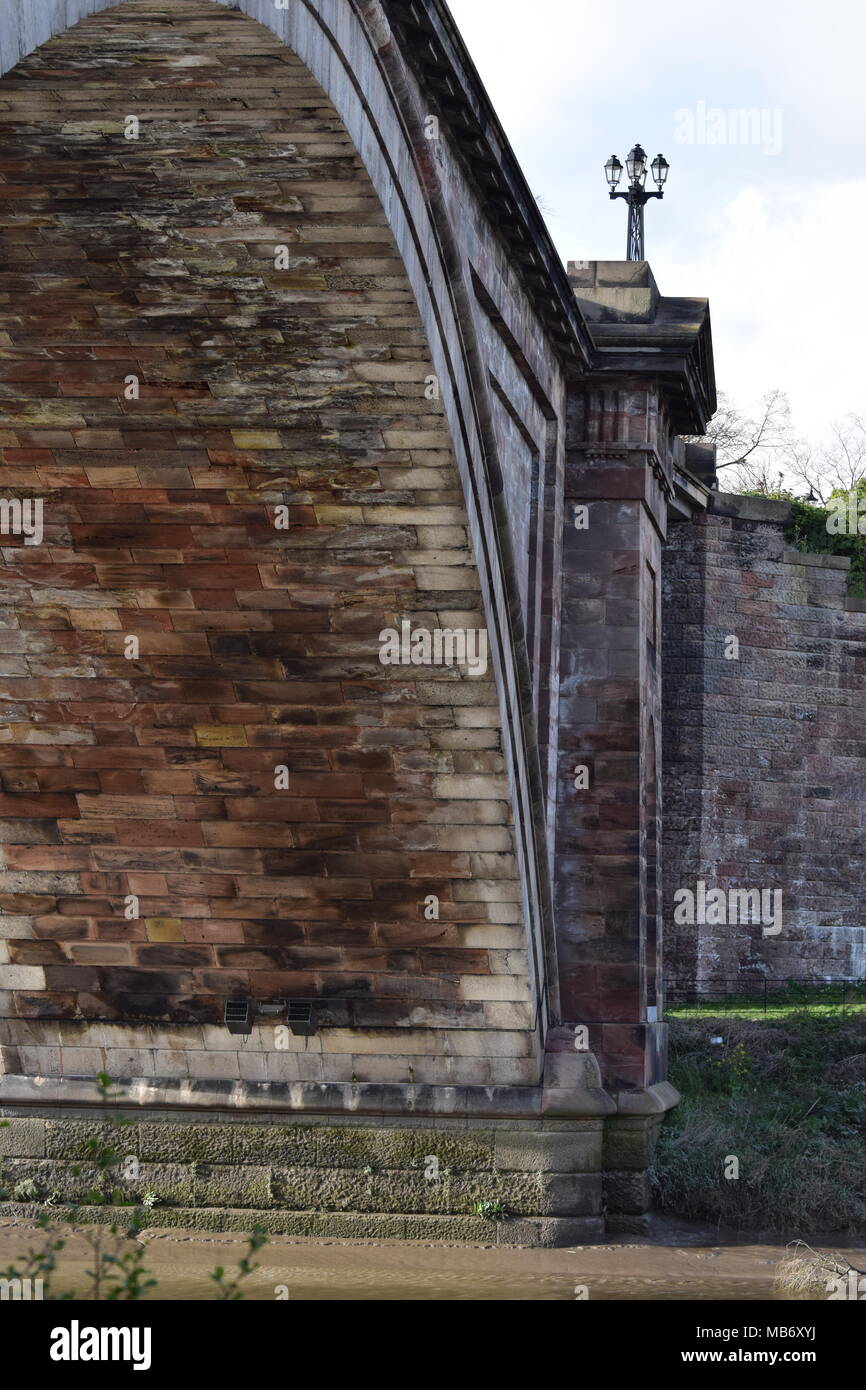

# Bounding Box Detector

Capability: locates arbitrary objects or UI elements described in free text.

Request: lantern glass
[651,153,669,187]
[625,143,647,182]
[604,155,623,189]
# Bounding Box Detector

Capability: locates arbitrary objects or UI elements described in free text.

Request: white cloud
[659,180,866,444]
[447,0,866,447]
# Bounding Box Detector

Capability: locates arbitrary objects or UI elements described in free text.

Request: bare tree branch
[690,394,866,501]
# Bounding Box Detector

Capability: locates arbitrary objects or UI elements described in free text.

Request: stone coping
[783,546,850,570]
[0,1075,677,1120]
[710,493,793,522]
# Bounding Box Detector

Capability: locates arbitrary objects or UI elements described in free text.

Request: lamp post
[605,144,669,261]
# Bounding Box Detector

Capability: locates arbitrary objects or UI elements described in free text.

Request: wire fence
[666,977,866,1015]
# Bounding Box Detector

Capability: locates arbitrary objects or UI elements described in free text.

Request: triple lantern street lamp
[604,144,669,261]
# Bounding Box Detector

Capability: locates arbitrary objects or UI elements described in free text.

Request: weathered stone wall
[0,0,548,1085]
[556,386,669,1089]
[0,1109,611,1245]
[663,494,866,989]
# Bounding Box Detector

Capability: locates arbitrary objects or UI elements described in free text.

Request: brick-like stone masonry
[663,494,866,988]
[0,0,535,1084]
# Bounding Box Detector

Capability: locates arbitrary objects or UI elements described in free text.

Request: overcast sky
[447,0,866,448]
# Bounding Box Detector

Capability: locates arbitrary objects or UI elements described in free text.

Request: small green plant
[710,1041,753,1095]
[71,1073,134,1208]
[91,1227,158,1303]
[141,1191,160,1209]
[474,1199,504,1220]
[209,1227,269,1300]
[12,1178,40,1202]
[67,1076,155,1300]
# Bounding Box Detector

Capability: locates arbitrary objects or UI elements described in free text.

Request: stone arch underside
[0,0,542,1088]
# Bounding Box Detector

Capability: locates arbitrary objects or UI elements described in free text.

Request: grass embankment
[652,1006,866,1234]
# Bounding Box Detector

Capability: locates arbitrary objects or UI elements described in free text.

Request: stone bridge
[0,0,717,1242]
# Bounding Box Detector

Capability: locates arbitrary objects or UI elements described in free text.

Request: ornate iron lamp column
[605,145,669,260]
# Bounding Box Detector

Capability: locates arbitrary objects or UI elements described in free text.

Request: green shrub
[786,487,866,597]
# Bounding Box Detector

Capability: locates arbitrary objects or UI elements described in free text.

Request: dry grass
[652,1012,866,1233]
[775,1241,865,1294]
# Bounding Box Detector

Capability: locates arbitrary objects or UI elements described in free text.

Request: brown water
[2,1218,861,1300]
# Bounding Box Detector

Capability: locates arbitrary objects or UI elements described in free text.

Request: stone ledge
[0,1073,616,1121]
[709,493,791,523]
[0,1202,604,1248]
[614,1082,680,1116]
[782,546,850,571]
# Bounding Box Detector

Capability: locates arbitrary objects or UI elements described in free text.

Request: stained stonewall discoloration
[0,0,531,1082]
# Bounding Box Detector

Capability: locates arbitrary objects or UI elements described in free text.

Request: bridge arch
[0,0,565,1084]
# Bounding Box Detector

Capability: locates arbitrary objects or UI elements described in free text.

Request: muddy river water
[1,1217,862,1299]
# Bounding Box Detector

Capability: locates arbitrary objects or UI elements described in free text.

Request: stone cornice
[382,0,596,371]
[570,263,717,434]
